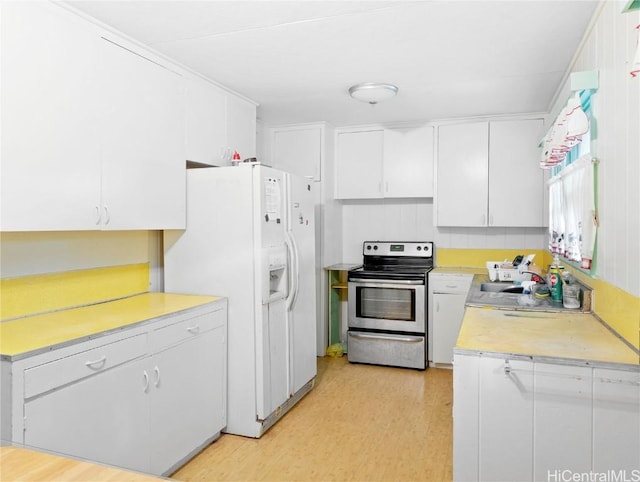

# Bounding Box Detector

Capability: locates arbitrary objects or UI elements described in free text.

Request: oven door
[348,279,425,333]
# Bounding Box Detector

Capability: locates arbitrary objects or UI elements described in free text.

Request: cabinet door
[0,2,101,231]
[24,357,149,473]
[533,363,592,480]
[272,127,322,181]
[336,130,383,199]
[150,325,226,475]
[383,125,434,198]
[479,357,533,482]
[592,368,640,474]
[226,94,257,161]
[100,38,185,230]
[185,77,227,166]
[489,119,544,226]
[432,293,467,364]
[453,353,480,482]
[436,123,489,226]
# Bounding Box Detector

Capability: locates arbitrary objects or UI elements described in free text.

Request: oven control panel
[363,241,433,257]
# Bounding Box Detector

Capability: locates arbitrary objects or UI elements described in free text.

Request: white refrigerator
[164,164,317,438]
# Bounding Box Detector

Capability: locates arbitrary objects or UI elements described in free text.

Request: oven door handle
[348,278,424,285]
[349,333,423,343]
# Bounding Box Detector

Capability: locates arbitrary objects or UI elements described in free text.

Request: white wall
[341,199,547,262]
[549,2,640,297]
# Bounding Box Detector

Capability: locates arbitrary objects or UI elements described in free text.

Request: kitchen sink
[480,282,524,294]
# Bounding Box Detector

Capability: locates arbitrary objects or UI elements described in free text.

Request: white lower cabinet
[24,356,150,472]
[533,363,592,480]
[592,368,640,474]
[453,352,640,482]
[429,273,472,365]
[479,357,533,482]
[149,321,227,475]
[5,300,227,477]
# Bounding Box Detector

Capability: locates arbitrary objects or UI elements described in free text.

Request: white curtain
[548,154,597,269]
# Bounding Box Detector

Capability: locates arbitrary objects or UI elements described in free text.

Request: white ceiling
[65,0,599,127]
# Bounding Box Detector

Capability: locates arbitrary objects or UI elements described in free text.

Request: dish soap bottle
[548,255,563,303]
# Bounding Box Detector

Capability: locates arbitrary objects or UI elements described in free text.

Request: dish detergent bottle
[548,255,563,303]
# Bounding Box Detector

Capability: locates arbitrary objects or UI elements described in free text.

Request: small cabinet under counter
[428,270,474,366]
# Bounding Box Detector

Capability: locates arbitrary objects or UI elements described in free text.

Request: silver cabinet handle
[143,370,150,393]
[103,206,110,225]
[95,205,102,225]
[186,325,200,334]
[154,366,160,387]
[85,355,107,369]
[504,360,512,375]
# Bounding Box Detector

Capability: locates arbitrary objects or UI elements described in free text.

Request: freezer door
[256,298,289,420]
[285,173,317,395]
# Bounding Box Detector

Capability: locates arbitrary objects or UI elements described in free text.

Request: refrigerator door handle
[285,230,300,311]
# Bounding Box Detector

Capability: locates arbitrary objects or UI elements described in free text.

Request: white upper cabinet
[99,38,186,230]
[336,130,384,199]
[436,122,489,226]
[271,126,322,181]
[1,2,258,232]
[383,125,434,198]
[436,118,544,227]
[184,80,256,166]
[0,2,102,231]
[185,77,227,166]
[0,3,187,231]
[226,93,257,162]
[336,125,434,199]
[488,119,545,227]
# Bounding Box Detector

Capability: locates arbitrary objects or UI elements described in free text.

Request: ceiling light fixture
[348,82,398,104]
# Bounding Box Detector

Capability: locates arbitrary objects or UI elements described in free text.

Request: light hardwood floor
[172,356,453,482]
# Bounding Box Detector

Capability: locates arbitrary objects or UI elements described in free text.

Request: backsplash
[1,263,149,321]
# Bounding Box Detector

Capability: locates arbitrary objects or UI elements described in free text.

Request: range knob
[417,246,422,251]
[366,245,372,251]
[373,245,378,251]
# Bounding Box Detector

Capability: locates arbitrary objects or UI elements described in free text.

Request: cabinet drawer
[430,274,473,294]
[151,309,225,352]
[24,334,147,399]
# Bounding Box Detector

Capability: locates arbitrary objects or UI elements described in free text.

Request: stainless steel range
[347,241,434,370]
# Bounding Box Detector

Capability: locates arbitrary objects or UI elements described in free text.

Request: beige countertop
[456,306,639,368]
[0,293,221,359]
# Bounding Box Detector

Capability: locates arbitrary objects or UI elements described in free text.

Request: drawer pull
[154,366,161,387]
[186,325,200,334]
[85,356,107,369]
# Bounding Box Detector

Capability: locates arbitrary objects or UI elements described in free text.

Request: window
[545,90,598,272]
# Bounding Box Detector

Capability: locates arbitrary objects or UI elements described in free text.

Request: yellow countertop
[0,293,221,359]
[0,446,165,481]
[456,306,639,367]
